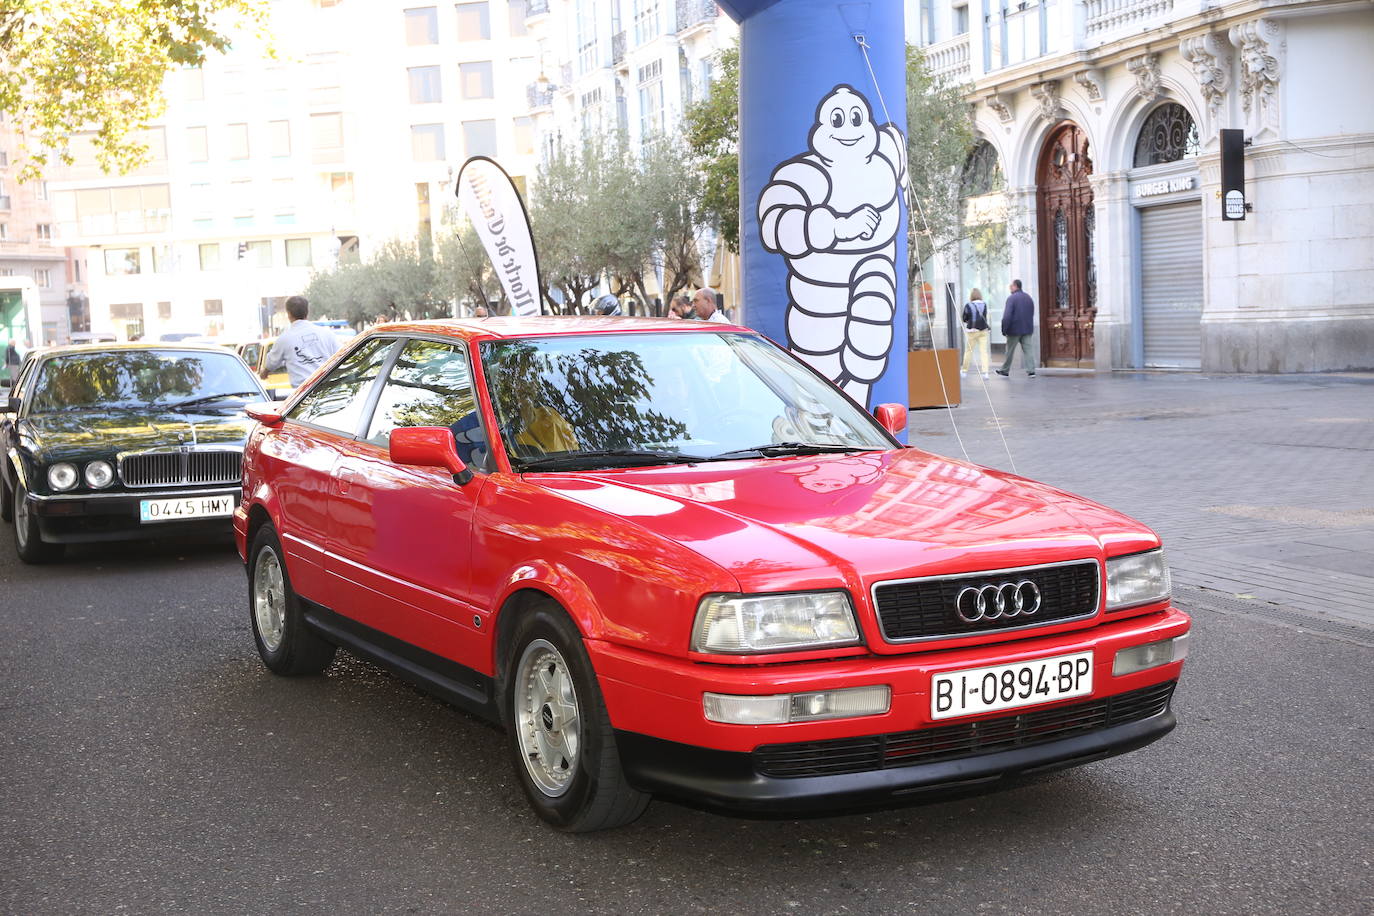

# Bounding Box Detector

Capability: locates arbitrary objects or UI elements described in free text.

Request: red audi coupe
[236,318,1190,832]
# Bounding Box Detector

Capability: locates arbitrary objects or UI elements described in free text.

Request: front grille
[754,681,1176,779]
[120,450,242,488]
[873,560,1100,641]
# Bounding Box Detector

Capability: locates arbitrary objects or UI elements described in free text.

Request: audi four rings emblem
[955,581,1042,623]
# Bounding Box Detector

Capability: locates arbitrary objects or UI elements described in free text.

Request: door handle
[335,467,358,495]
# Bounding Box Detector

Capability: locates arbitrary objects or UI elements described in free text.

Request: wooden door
[1036,124,1097,366]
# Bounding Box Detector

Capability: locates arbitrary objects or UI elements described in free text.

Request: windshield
[29,350,261,413]
[481,331,893,470]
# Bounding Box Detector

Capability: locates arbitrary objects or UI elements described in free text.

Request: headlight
[84,460,115,488]
[691,591,861,654]
[1106,549,1171,610]
[47,462,79,491]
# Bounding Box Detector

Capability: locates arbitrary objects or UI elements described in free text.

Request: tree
[435,218,504,315]
[638,134,708,311]
[0,0,268,180]
[682,42,740,254]
[528,137,619,314]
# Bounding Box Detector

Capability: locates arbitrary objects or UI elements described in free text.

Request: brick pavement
[908,368,1374,641]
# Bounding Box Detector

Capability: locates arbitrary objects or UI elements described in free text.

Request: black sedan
[1,343,272,562]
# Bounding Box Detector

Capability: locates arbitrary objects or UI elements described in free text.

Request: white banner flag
[455,156,543,317]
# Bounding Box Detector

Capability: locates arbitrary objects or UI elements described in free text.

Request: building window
[513,116,534,156]
[405,7,438,44]
[330,172,355,207]
[184,67,205,101]
[0,150,8,167]
[456,1,491,40]
[1133,103,1200,168]
[633,0,661,45]
[153,245,174,273]
[104,248,142,275]
[411,123,446,161]
[269,121,291,157]
[36,181,49,201]
[244,240,272,267]
[576,0,597,75]
[0,224,6,240]
[204,299,224,317]
[110,303,144,321]
[508,0,528,36]
[199,243,221,271]
[274,178,297,224]
[459,61,494,99]
[462,120,497,158]
[186,126,209,162]
[961,141,1004,197]
[34,268,51,288]
[0,268,11,276]
[310,112,344,161]
[158,301,172,320]
[408,66,442,104]
[37,223,52,240]
[953,3,970,36]
[228,123,250,160]
[638,60,663,140]
[285,238,313,267]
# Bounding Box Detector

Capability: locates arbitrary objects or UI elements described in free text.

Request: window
[412,123,446,161]
[576,0,597,74]
[36,181,48,201]
[404,7,438,45]
[189,182,212,214]
[37,224,52,240]
[187,126,209,162]
[231,179,255,225]
[269,120,291,157]
[228,123,250,160]
[0,150,8,167]
[288,338,397,435]
[366,339,490,470]
[286,238,313,267]
[104,249,142,275]
[459,61,494,99]
[184,67,205,101]
[34,269,51,288]
[204,299,224,316]
[152,245,174,273]
[409,66,442,103]
[508,0,528,36]
[456,1,490,40]
[0,224,6,241]
[310,112,344,160]
[462,120,497,158]
[274,179,298,224]
[513,116,534,156]
[109,303,144,321]
[1133,103,1200,168]
[953,3,970,35]
[308,54,342,106]
[330,173,355,207]
[634,0,661,45]
[199,243,221,271]
[158,301,172,320]
[0,267,13,276]
[245,240,272,267]
[638,61,663,140]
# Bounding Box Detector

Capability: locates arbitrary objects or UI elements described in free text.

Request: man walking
[995,279,1036,378]
[692,287,729,323]
[262,295,342,386]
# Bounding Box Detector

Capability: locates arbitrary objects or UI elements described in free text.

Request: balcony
[926,35,971,85]
[527,82,555,111]
[525,0,550,17]
[675,0,719,34]
[1084,0,1176,43]
[612,31,626,67]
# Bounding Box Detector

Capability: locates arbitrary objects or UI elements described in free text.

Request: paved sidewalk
[909,368,1374,642]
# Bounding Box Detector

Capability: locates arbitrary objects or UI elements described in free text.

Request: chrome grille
[120,450,243,488]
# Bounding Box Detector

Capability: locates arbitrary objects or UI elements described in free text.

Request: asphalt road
[3,372,1372,915]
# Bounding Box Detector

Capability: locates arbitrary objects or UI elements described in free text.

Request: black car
[1,343,270,562]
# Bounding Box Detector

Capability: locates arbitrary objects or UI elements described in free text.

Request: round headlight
[48,462,79,491]
[85,460,115,489]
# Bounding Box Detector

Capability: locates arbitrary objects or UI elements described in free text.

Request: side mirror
[390,426,474,485]
[873,403,907,436]
[244,403,285,426]
[6,395,19,414]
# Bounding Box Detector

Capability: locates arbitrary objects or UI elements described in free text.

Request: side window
[241,343,261,369]
[366,338,491,472]
[287,338,395,435]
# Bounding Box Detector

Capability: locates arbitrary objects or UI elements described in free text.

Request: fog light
[1113,634,1189,676]
[703,685,891,725]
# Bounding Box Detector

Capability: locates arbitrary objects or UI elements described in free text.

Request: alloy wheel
[513,638,581,796]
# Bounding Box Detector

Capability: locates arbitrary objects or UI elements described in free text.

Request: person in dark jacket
[995,279,1037,377]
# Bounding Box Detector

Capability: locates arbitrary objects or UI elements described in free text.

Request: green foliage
[528,137,616,313]
[905,45,978,281]
[0,0,269,180]
[682,43,740,254]
[434,219,503,314]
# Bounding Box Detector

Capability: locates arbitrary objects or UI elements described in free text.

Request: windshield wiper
[164,391,261,410]
[707,442,879,461]
[518,449,703,472]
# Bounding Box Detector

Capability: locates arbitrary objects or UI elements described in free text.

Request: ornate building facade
[914,0,1374,372]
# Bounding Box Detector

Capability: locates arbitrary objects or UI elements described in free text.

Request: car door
[264,337,397,604]
[327,337,492,668]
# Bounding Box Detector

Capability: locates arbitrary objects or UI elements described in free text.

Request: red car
[236,318,1189,832]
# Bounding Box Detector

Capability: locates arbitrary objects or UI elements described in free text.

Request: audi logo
[955,580,1042,623]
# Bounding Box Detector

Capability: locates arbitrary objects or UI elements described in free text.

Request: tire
[504,602,650,832]
[14,479,62,563]
[249,524,336,676]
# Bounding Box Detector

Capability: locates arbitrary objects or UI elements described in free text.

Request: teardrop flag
[455,156,544,316]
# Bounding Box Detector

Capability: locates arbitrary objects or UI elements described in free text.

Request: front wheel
[505,603,649,832]
[249,524,336,675]
[14,480,62,563]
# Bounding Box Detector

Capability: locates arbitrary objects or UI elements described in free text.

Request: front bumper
[591,606,1189,811]
[26,487,239,543]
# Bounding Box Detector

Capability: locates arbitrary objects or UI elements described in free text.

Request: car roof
[369,316,749,344]
[34,341,250,357]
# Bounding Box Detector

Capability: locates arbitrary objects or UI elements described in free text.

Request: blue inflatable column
[720,0,908,414]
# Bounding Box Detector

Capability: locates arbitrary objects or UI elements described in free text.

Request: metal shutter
[1140,202,1203,368]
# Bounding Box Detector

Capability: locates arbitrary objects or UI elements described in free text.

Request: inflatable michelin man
[758,85,908,407]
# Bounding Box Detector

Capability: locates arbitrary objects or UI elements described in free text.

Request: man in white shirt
[262,296,343,386]
[693,287,730,323]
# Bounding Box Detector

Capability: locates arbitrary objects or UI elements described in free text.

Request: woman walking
[960,288,991,379]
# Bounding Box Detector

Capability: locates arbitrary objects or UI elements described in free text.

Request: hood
[536,448,1159,593]
[22,409,253,462]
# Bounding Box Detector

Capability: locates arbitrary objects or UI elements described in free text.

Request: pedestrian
[595,294,622,316]
[667,294,695,320]
[473,304,490,318]
[995,279,1036,378]
[4,339,21,385]
[960,287,991,379]
[262,295,343,386]
[692,287,729,323]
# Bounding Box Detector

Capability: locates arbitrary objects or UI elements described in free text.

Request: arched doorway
[1036,123,1096,367]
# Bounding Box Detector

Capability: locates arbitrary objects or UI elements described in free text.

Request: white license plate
[931,651,1094,720]
[139,495,235,523]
